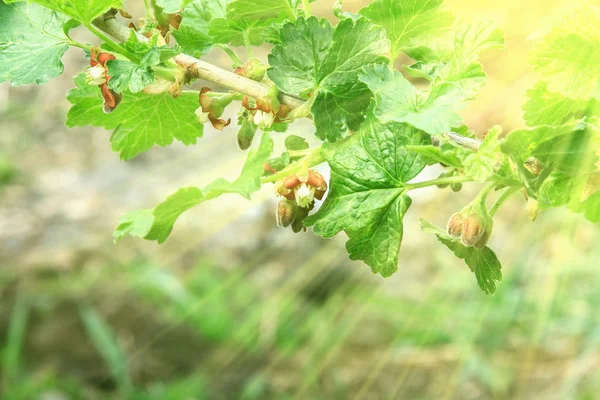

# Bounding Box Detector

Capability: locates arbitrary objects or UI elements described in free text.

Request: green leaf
[405,21,504,101]
[305,109,427,277]
[227,0,294,21]
[171,0,226,56]
[119,30,180,65]
[66,74,202,160]
[360,64,464,135]
[537,172,600,223]
[0,2,69,86]
[115,133,274,243]
[268,16,390,142]
[420,219,502,294]
[522,82,599,127]
[463,126,502,181]
[106,60,154,93]
[404,144,465,169]
[268,17,333,96]
[502,120,600,176]
[359,0,454,60]
[11,0,122,24]
[284,135,309,151]
[530,5,600,100]
[154,0,193,14]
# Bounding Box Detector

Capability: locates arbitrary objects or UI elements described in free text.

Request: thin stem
[85,23,138,62]
[445,131,482,151]
[302,0,312,16]
[283,0,298,22]
[261,148,326,184]
[66,39,92,52]
[153,65,181,82]
[144,0,154,21]
[243,30,254,59]
[489,186,521,217]
[405,175,473,191]
[288,149,313,158]
[216,44,242,67]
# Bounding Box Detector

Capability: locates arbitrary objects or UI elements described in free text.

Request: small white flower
[195,107,210,124]
[260,111,275,128]
[294,183,315,208]
[254,110,275,129]
[85,64,107,86]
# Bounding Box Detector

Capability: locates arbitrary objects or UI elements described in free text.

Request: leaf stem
[143,0,154,21]
[288,148,314,158]
[302,0,312,16]
[261,147,325,184]
[66,39,92,52]
[283,0,298,22]
[216,44,242,67]
[405,175,473,191]
[489,186,521,217]
[85,23,138,62]
[243,30,254,59]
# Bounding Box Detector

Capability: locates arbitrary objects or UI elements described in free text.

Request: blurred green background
[1,0,600,399]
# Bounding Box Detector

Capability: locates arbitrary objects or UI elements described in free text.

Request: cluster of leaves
[1,0,598,294]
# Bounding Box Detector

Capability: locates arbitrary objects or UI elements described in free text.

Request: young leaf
[66,74,202,160]
[106,60,154,93]
[305,109,428,277]
[0,2,69,86]
[227,0,295,21]
[114,133,273,243]
[462,126,503,181]
[420,219,502,294]
[530,5,600,100]
[284,135,309,151]
[171,0,226,56]
[154,0,193,14]
[9,0,123,24]
[268,16,390,142]
[359,0,454,60]
[268,17,333,96]
[360,64,464,135]
[522,82,599,127]
[405,21,504,101]
[405,143,466,169]
[502,120,600,176]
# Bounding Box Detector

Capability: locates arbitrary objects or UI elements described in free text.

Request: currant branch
[92,15,305,110]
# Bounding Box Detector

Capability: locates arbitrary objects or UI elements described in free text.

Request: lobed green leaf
[420,219,502,294]
[66,74,202,160]
[0,1,70,86]
[114,133,273,243]
[305,108,428,277]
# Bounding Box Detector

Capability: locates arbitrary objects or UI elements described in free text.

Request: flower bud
[234,59,267,82]
[461,213,487,247]
[276,199,297,227]
[474,228,491,249]
[524,157,543,176]
[237,119,257,151]
[451,182,463,192]
[446,212,465,237]
[291,206,310,233]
